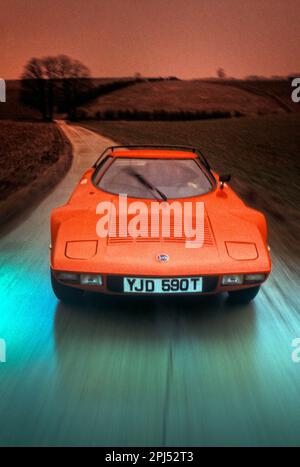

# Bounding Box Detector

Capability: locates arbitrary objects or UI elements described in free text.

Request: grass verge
[0,121,72,224]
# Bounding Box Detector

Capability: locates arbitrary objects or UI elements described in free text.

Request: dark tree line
[20,55,92,121]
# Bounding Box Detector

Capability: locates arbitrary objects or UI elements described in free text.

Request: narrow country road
[0,122,299,446]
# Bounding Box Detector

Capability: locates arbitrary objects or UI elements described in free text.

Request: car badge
[156,254,169,263]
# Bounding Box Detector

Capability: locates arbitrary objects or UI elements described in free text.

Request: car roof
[108,149,197,159]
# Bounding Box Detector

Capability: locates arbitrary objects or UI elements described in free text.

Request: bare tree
[21,58,51,120]
[54,55,91,120]
[217,68,226,79]
[20,55,91,121]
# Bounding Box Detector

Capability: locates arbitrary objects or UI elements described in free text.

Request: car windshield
[97,158,213,199]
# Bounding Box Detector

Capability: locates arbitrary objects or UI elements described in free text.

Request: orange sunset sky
[1,0,300,79]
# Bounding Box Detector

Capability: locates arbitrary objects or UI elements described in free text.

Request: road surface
[0,122,299,446]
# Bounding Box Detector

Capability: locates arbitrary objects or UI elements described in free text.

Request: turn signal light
[244,274,265,283]
[57,272,79,282]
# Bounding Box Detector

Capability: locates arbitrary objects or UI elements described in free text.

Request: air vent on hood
[107,211,215,246]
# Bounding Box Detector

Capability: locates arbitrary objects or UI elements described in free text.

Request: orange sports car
[50,145,271,304]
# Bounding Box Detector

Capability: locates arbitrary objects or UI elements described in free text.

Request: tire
[228,285,260,305]
[51,271,84,304]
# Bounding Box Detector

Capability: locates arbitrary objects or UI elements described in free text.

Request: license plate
[123,277,203,294]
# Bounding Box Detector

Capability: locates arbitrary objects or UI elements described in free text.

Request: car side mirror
[219,174,231,189]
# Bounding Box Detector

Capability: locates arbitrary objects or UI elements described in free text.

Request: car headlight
[244,273,265,283]
[222,274,244,286]
[80,274,103,286]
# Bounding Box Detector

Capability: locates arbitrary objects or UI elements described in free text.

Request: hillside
[214,79,299,113]
[80,79,295,119]
[0,80,40,120]
[1,78,297,121]
[0,78,134,121]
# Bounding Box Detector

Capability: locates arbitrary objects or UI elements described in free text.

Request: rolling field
[1,79,295,121]
[0,78,133,121]
[80,79,293,118]
[0,121,66,200]
[0,81,40,120]
[224,79,300,113]
[82,113,300,262]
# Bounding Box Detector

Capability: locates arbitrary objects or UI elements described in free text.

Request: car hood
[51,197,271,275]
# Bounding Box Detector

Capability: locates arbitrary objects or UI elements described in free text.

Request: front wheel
[51,271,84,304]
[228,285,260,305]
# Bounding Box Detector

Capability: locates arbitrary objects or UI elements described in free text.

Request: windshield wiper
[126,168,168,201]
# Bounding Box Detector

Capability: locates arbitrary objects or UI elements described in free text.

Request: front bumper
[51,269,269,296]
